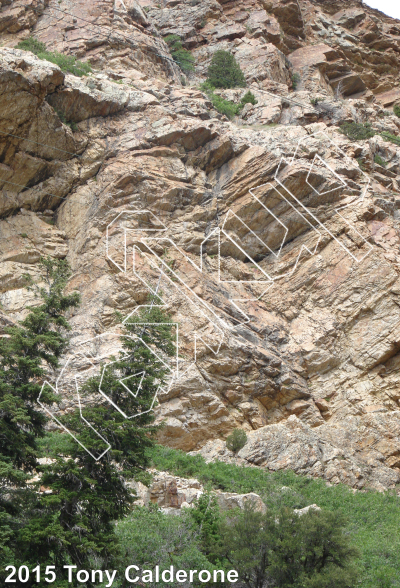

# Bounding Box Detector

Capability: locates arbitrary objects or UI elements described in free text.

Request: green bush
[164,34,195,74]
[380,131,400,146]
[16,36,46,54]
[148,445,400,587]
[394,103,400,118]
[240,90,257,107]
[210,92,239,119]
[206,49,246,89]
[339,122,375,141]
[292,73,301,90]
[116,506,216,585]
[38,51,92,76]
[374,154,387,167]
[200,82,240,119]
[226,428,247,453]
[217,505,359,588]
[16,36,92,77]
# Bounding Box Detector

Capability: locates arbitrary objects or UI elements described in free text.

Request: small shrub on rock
[207,50,246,89]
[394,103,400,118]
[164,34,195,74]
[374,154,387,167]
[226,428,247,453]
[381,131,400,146]
[16,36,46,54]
[340,122,375,141]
[240,90,258,107]
[292,73,300,90]
[210,93,239,119]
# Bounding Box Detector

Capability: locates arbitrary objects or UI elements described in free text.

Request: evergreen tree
[33,299,176,585]
[217,504,359,588]
[206,50,246,89]
[0,258,80,583]
[1,259,176,587]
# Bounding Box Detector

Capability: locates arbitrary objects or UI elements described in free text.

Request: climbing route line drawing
[37,130,374,460]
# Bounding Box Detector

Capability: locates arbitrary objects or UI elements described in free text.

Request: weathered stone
[2,0,400,494]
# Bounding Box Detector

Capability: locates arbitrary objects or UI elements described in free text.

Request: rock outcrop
[129,470,267,514]
[2,0,400,491]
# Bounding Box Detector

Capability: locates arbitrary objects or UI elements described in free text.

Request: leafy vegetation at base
[149,445,400,588]
[218,505,358,588]
[164,34,195,74]
[208,90,240,119]
[206,50,246,89]
[16,36,92,76]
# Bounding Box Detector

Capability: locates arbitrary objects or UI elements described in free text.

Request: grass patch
[16,36,92,77]
[149,444,400,588]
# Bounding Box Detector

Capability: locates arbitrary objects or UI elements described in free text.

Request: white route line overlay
[39,131,375,460]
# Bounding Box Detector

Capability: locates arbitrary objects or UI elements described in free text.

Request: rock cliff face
[1,0,400,491]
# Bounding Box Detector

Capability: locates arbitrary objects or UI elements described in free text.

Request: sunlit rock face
[1,0,400,489]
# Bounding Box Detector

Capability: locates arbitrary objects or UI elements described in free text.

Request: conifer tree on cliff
[206,49,247,89]
[0,258,80,582]
[0,259,176,587]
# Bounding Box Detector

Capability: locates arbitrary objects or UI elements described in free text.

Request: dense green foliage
[240,90,257,107]
[1,264,176,586]
[164,34,195,74]
[16,36,47,54]
[16,36,92,76]
[340,121,400,150]
[0,258,80,585]
[394,103,400,118]
[292,73,301,90]
[150,445,400,588]
[206,50,246,89]
[116,505,216,587]
[217,505,358,588]
[225,428,247,453]
[200,84,257,120]
[340,122,376,141]
[36,300,176,584]
[210,92,240,119]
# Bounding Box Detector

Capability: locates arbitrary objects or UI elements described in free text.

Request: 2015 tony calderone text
[5,565,239,585]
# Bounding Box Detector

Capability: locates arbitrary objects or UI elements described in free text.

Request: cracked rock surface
[1,0,400,491]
